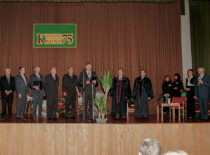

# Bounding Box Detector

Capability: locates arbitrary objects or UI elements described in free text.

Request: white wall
[181,0,192,85]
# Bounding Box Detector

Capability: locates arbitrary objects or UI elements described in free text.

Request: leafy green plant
[95,96,108,119]
[100,71,113,105]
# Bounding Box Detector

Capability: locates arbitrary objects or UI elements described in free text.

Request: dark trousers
[83,92,93,121]
[2,94,13,117]
[65,93,76,117]
[47,96,57,119]
[199,97,209,120]
[187,90,195,118]
[16,95,27,118]
[32,91,44,117]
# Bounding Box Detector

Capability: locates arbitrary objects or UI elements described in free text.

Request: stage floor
[0,114,209,124]
[0,114,210,155]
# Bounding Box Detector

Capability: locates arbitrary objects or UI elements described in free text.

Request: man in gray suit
[195,67,210,121]
[15,66,28,120]
[79,63,98,123]
[29,66,44,119]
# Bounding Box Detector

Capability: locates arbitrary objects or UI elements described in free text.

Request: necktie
[21,75,27,86]
[37,74,40,79]
[88,71,91,79]
[52,75,56,80]
[6,76,10,84]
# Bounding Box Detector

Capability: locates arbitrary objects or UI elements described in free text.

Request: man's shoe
[65,117,69,120]
[21,118,27,121]
[122,116,127,120]
[70,115,76,119]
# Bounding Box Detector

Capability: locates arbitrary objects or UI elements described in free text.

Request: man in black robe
[44,67,59,120]
[62,67,81,119]
[132,69,154,119]
[110,69,131,120]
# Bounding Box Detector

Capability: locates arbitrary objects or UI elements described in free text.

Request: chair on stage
[171,97,187,120]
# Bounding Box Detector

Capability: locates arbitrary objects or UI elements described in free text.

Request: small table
[157,103,180,122]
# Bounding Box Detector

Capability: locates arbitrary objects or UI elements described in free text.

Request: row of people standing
[162,71,196,119]
[110,69,154,120]
[162,68,210,121]
[0,66,77,120]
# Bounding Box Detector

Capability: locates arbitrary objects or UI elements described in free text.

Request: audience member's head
[139,138,161,155]
[164,150,188,155]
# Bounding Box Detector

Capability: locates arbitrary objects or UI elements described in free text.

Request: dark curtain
[190,0,210,75]
[0,1,182,114]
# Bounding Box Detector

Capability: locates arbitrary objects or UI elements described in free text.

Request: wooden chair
[127,104,135,119]
[171,97,187,120]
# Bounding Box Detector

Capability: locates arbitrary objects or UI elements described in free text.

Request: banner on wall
[33,24,77,48]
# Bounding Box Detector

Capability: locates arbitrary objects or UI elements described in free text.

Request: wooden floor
[0,114,210,155]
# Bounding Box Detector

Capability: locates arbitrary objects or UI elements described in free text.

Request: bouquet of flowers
[26,96,33,112]
[164,93,170,104]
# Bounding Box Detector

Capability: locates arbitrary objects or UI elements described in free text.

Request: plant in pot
[94,71,113,124]
[100,71,113,105]
[95,96,108,124]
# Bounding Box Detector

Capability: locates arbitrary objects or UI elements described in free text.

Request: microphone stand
[91,82,94,122]
[82,70,86,123]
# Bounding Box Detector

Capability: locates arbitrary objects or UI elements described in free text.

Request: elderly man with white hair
[0,68,16,119]
[29,66,44,119]
[44,67,59,120]
[139,138,161,155]
[194,67,210,121]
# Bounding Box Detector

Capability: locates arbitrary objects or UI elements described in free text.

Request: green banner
[33,24,77,48]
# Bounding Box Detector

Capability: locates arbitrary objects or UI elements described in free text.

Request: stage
[0,114,209,155]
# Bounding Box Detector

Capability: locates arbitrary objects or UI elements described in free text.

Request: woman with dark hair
[162,75,172,101]
[172,73,184,97]
[186,69,196,119]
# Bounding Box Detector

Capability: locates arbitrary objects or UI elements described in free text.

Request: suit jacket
[195,74,210,98]
[62,74,80,95]
[29,73,44,94]
[0,75,16,96]
[44,74,59,97]
[79,70,98,94]
[15,74,28,96]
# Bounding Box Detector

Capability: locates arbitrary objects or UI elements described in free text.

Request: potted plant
[95,96,108,124]
[100,71,113,105]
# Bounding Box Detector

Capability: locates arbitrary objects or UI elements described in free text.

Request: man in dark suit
[29,66,44,119]
[44,67,59,120]
[79,63,98,123]
[62,67,81,119]
[0,68,16,119]
[195,67,210,121]
[15,67,28,120]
